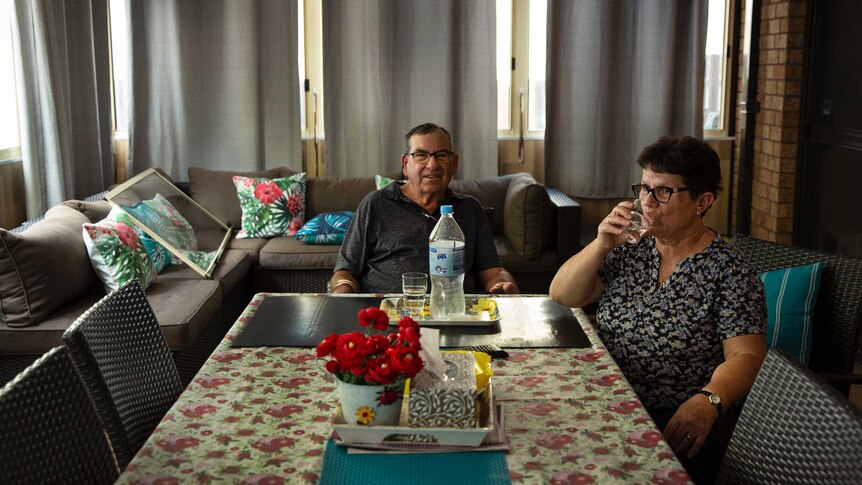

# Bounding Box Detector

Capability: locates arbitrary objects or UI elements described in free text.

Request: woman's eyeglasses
[631,183,690,203]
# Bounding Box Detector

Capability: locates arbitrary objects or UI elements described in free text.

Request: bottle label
[429,241,465,276]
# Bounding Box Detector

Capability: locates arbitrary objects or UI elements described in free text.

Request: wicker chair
[0,346,120,484]
[733,233,862,396]
[63,280,184,470]
[717,348,862,484]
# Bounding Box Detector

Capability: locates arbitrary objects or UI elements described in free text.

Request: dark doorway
[797,0,862,257]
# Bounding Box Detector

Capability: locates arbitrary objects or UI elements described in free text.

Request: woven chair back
[733,233,862,394]
[718,348,862,483]
[0,346,119,484]
[63,280,183,469]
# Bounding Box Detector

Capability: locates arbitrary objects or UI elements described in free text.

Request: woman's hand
[662,396,719,458]
[597,200,638,248]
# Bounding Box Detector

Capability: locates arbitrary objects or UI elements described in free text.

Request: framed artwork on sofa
[106,169,231,278]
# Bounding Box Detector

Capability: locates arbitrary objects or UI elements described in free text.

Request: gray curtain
[323,0,497,180]
[11,0,113,219]
[545,0,707,197]
[127,0,301,180]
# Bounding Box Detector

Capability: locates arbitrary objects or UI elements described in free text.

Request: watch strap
[697,390,723,418]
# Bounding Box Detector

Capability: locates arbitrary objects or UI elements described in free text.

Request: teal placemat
[320,440,511,485]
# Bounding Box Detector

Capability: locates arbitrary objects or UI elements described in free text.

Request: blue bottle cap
[440,205,453,214]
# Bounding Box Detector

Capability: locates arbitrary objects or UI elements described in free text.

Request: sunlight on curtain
[0,2,20,153]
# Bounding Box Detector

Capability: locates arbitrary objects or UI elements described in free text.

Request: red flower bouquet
[316,307,424,387]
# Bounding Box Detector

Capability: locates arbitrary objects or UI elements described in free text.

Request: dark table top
[230,293,591,349]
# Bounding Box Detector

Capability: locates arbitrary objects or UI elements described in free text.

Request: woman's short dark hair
[636,136,723,199]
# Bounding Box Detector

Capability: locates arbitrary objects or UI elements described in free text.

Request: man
[329,123,519,294]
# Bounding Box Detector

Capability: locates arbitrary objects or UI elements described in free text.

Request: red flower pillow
[233,173,306,238]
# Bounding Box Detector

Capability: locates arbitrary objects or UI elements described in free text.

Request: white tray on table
[380,297,501,327]
[332,383,496,448]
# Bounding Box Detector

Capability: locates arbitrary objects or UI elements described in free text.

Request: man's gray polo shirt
[335,182,500,293]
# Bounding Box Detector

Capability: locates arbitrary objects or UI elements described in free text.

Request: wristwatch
[697,390,722,418]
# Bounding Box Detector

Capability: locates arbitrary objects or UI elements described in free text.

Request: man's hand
[489,281,518,294]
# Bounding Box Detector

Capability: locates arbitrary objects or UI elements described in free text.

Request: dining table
[116,293,691,484]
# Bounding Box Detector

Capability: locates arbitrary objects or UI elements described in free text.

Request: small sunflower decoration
[355,406,376,425]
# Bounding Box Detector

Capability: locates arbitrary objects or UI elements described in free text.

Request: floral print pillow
[233,173,306,239]
[123,194,197,264]
[83,218,156,293]
[294,211,355,245]
[109,207,172,273]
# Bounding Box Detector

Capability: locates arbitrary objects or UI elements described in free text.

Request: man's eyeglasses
[631,183,690,203]
[408,149,454,164]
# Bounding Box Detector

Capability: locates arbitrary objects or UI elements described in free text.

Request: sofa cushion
[61,199,112,222]
[0,279,223,353]
[494,236,558,272]
[227,234,268,264]
[450,175,512,235]
[0,205,95,327]
[305,177,376,219]
[0,284,105,353]
[141,279,222,350]
[157,249,251,295]
[258,236,340,269]
[294,211,355,245]
[502,173,553,259]
[188,166,298,228]
[234,173,307,238]
[82,217,156,293]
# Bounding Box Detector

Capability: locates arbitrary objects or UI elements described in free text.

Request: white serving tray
[332,384,495,447]
[380,297,501,326]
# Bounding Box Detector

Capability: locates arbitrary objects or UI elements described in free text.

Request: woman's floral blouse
[597,234,766,408]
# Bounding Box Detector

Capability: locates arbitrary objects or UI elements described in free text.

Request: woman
[550,136,766,483]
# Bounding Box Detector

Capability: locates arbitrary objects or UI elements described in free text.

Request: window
[298,0,307,132]
[0,0,21,161]
[302,0,324,138]
[497,0,547,138]
[526,0,546,132]
[499,0,733,139]
[704,0,732,135]
[496,0,512,131]
[109,0,129,137]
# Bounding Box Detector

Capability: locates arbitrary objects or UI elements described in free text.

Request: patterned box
[408,352,478,429]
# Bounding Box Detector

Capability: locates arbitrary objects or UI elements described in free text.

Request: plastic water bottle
[429,205,466,319]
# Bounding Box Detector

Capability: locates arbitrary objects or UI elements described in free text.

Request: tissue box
[408,352,478,429]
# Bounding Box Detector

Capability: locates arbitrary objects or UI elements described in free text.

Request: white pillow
[83,217,156,293]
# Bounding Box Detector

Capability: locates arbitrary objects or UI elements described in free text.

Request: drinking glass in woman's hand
[622,199,651,244]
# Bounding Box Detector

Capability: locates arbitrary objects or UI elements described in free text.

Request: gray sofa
[1,168,580,385]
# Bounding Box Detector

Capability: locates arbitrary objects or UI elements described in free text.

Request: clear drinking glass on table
[401,272,428,318]
[622,198,651,244]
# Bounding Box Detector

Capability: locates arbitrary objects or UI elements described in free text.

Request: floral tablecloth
[117,294,690,484]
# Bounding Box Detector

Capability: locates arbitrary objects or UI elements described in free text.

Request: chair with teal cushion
[733,233,862,396]
[758,262,822,366]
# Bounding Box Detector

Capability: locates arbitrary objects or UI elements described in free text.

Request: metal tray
[380,297,501,326]
[332,383,495,447]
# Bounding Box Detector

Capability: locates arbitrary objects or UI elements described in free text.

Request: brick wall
[735,0,807,244]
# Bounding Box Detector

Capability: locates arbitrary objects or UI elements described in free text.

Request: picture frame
[105,168,231,278]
